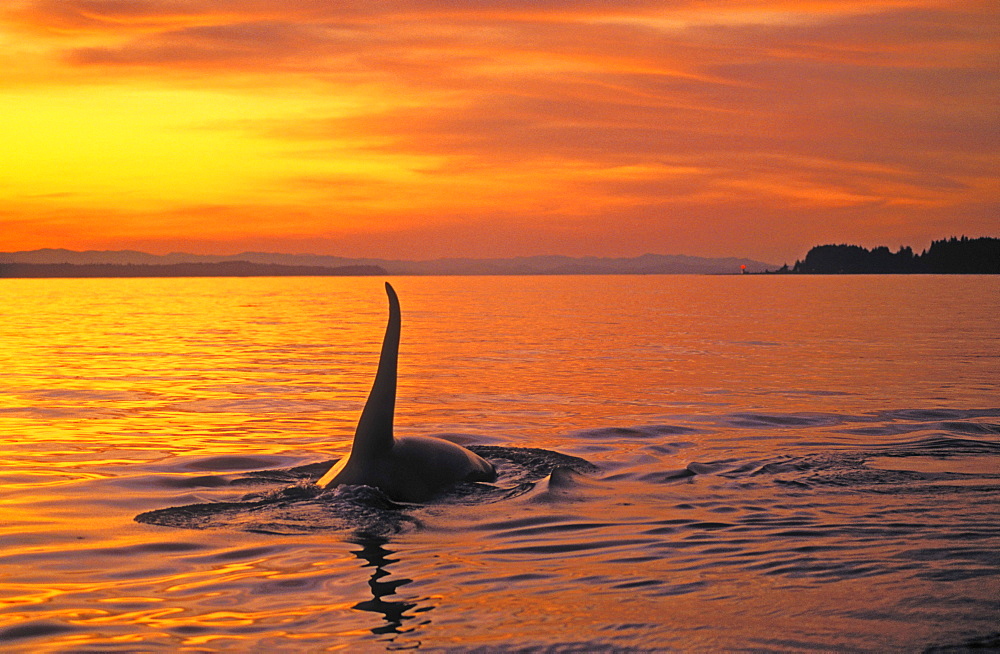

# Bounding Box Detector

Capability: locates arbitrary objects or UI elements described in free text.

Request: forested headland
[774,236,999,274]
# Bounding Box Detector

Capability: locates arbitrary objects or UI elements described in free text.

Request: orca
[318,282,497,502]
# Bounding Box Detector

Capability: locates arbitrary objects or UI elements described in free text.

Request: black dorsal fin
[350,282,400,458]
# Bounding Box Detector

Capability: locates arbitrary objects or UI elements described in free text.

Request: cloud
[69,21,338,66]
[1,0,996,259]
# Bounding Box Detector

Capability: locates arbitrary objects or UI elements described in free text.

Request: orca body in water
[317,283,497,502]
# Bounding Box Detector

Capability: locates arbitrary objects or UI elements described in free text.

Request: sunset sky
[1,1,996,263]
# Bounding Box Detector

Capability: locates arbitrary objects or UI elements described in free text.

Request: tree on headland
[921,236,1000,274]
[787,236,999,274]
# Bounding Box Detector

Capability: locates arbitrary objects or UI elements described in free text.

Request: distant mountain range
[0,249,774,276]
[0,261,385,278]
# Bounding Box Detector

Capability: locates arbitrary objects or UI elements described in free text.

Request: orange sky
[1,1,997,263]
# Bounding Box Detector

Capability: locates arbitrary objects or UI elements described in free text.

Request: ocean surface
[0,275,997,652]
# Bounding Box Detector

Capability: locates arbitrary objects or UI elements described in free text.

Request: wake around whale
[317,282,497,502]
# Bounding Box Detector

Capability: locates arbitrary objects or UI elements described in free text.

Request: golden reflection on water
[0,275,998,650]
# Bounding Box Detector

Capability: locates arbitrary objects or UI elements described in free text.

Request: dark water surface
[0,275,997,651]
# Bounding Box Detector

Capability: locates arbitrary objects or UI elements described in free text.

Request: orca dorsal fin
[350,282,400,458]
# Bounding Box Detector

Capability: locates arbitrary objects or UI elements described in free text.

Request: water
[0,275,997,652]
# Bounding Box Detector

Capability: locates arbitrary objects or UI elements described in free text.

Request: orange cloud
[0,0,996,262]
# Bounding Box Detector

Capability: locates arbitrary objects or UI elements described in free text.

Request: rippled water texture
[1,275,998,651]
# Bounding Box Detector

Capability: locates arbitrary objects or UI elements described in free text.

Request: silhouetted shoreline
[0,261,386,279]
[1,238,996,277]
[767,236,999,274]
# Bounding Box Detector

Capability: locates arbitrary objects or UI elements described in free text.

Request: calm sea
[0,275,997,652]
